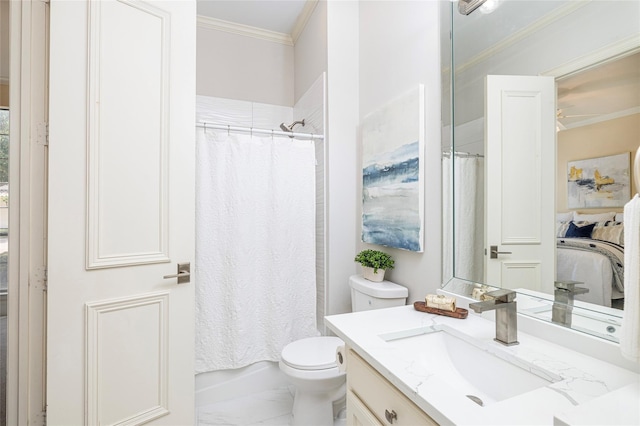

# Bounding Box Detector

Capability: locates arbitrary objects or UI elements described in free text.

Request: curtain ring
[271,129,274,140]
[227,125,230,136]
[203,122,207,133]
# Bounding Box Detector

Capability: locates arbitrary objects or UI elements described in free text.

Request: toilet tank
[349,275,408,312]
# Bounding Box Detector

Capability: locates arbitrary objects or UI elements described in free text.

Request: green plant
[354,249,395,273]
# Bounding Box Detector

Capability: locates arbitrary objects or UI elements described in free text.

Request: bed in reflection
[556,212,625,308]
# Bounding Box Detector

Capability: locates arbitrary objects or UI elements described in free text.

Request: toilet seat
[281,336,344,371]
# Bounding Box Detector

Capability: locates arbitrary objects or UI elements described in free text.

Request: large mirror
[442,0,640,341]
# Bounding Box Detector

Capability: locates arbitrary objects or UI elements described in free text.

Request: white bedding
[557,234,625,308]
[557,247,615,307]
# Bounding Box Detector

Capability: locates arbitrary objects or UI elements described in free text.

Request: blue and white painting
[361,86,424,252]
[567,152,630,208]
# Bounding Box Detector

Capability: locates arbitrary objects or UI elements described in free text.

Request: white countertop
[325,305,640,425]
[554,382,640,426]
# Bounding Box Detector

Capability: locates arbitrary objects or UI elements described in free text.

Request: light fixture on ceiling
[479,0,501,14]
[556,121,566,132]
[457,0,487,15]
[457,0,501,15]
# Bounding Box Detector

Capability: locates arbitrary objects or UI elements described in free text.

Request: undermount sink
[379,326,560,406]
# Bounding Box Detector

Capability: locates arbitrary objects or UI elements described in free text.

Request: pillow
[565,221,596,238]
[593,220,622,227]
[573,211,616,222]
[615,213,624,222]
[556,212,574,222]
[592,221,624,246]
[557,220,590,237]
[556,221,572,237]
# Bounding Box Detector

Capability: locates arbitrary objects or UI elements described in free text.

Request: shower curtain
[195,129,319,373]
[442,155,485,283]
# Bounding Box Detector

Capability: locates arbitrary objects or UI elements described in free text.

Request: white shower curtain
[442,155,485,283]
[442,156,454,282]
[195,129,319,373]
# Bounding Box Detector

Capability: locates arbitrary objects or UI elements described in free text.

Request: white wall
[325,1,359,316]
[357,1,442,302]
[294,1,327,104]
[196,24,294,106]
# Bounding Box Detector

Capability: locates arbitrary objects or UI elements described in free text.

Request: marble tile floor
[196,386,347,426]
[197,386,294,426]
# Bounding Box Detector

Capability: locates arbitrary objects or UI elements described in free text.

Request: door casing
[7,1,49,425]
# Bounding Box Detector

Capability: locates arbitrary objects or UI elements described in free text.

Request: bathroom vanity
[346,347,436,425]
[326,304,639,425]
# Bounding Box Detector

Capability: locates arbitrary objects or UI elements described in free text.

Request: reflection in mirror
[0,0,8,420]
[441,0,640,341]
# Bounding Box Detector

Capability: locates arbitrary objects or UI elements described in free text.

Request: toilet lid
[281,336,344,371]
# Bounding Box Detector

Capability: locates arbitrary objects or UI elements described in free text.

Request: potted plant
[354,249,395,282]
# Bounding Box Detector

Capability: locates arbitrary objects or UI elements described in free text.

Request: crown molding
[197,15,293,46]
[562,106,640,131]
[291,0,318,44]
[542,35,640,79]
[455,1,590,74]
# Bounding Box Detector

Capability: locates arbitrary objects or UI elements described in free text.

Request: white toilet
[279,274,408,425]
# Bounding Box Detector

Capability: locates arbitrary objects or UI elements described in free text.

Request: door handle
[490,245,512,259]
[163,262,190,284]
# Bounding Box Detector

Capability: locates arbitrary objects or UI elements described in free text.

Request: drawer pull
[385,409,397,424]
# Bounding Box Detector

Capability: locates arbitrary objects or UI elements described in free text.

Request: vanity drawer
[347,390,383,426]
[347,348,437,426]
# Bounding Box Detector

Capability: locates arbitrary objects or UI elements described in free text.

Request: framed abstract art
[567,152,630,209]
[361,85,425,252]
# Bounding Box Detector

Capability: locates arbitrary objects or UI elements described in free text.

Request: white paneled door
[47,1,195,424]
[485,75,556,293]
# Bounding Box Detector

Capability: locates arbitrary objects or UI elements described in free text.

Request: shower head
[279,119,306,133]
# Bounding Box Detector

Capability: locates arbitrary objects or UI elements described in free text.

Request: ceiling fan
[556,109,601,120]
[556,108,600,131]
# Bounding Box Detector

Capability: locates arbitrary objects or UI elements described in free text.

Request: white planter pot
[362,266,385,282]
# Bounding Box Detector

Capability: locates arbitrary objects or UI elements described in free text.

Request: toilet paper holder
[336,345,347,372]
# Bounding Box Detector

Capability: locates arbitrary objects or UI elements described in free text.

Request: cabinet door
[347,390,383,426]
[347,348,438,426]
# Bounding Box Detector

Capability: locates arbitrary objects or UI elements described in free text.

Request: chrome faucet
[552,280,589,327]
[469,289,519,346]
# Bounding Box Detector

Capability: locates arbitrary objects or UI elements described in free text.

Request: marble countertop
[325,305,640,425]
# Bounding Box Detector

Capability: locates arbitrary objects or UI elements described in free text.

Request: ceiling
[196,0,307,35]
[452,0,640,131]
[197,1,639,131]
[557,51,640,130]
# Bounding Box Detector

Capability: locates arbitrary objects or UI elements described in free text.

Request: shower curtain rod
[196,122,324,140]
[442,150,484,158]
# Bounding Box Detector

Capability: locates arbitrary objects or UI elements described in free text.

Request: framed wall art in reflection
[567,152,630,209]
[361,85,425,252]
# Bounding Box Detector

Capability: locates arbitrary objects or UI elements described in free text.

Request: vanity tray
[413,301,468,319]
